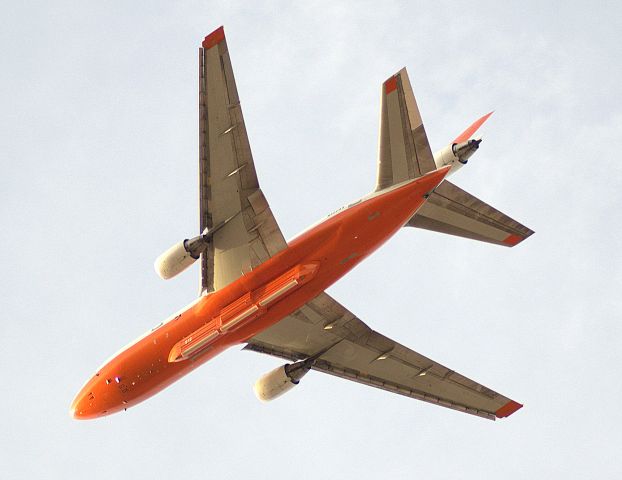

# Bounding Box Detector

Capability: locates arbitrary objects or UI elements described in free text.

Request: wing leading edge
[199,27,287,293]
[246,292,522,420]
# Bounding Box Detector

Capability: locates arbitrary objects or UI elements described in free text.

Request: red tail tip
[453,111,494,144]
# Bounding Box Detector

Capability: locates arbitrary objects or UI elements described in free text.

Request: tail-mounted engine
[433,111,493,176]
[433,138,482,175]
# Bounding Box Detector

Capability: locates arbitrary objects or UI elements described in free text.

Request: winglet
[495,400,523,418]
[453,111,494,144]
[202,26,225,49]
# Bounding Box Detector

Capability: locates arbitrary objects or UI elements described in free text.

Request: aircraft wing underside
[199,28,287,293]
[245,292,522,420]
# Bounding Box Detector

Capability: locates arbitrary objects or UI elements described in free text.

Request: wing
[199,27,287,293]
[376,68,437,191]
[245,292,522,420]
[407,180,534,247]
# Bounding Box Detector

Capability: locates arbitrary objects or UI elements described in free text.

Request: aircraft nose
[71,372,128,419]
[70,388,94,420]
[70,376,102,420]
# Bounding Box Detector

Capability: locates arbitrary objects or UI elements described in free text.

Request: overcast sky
[2,1,621,478]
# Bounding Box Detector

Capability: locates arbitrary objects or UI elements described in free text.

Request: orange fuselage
[71,168,448,419]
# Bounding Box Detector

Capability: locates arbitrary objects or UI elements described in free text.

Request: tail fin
[452,111,494,144]
[376,68,436,191]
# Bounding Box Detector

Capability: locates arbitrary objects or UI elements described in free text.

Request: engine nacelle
[433,138,482,175]
[154,240,198,280]
[154,232,210,280]
[253,362,311,402]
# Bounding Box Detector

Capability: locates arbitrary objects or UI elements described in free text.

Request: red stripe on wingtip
[202,26,225,49]
[503,234,523,246]
[496,400,523,418]
[384,76,398,94]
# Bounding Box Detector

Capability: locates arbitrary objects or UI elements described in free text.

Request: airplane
[70,26,533,421]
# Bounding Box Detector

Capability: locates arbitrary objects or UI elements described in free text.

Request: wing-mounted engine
[154,212,241,281]
[154,232,210,280]
[253,361,311,402]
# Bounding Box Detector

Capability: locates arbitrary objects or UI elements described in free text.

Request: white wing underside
[198,28,287,293]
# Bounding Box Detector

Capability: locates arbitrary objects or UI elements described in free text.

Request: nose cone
[69,396,86,419]
[70,381,96,420]
[70,376,110,420]
[71,371,128,419]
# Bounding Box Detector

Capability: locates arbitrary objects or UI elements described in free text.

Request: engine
[154,233,209,280]
[433,138,482,175]
[253,361,311,402]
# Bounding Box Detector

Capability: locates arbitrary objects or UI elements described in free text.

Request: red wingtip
[202,26,225,49]
[503,234,523,247]
[384,76,398,94]
[496,400,523,418]
[453,111,494,144]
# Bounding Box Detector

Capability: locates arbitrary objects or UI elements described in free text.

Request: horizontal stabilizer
[407,180,533,247]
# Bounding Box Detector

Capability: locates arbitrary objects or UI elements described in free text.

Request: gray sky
[2,1,621,478]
